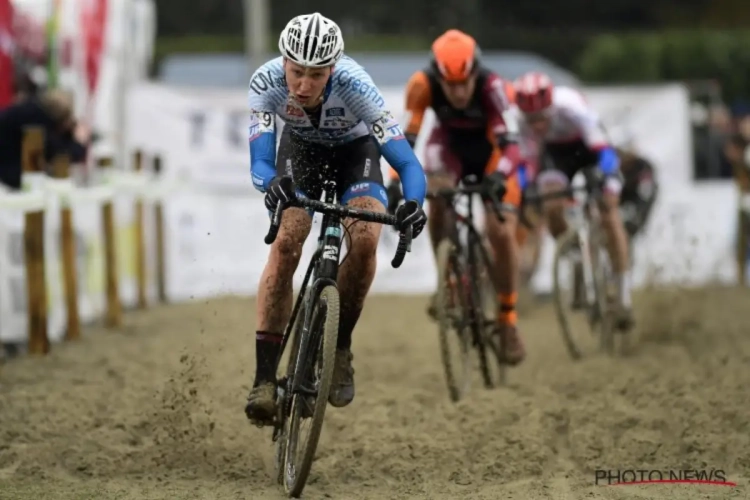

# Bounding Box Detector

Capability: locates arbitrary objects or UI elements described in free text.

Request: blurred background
[2,0,749,178]
[156,0,750,181]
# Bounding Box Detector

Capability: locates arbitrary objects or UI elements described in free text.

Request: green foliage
[577,31,750,100]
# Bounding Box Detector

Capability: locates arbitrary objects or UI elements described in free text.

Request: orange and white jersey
[518,86,610,150]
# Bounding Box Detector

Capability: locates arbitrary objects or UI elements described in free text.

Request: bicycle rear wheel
[470,239,506,387]
[282,285,339,497]
[435,239,473,402]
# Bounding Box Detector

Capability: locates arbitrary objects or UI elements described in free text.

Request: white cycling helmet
[278,13,345,68]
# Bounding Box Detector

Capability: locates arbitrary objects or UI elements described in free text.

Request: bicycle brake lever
[489,191,506,222]
[264,203,284,244]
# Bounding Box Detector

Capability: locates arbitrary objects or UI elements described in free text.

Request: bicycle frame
[267,178,412,441]
[525,167,607,310]
[432,185,507,338]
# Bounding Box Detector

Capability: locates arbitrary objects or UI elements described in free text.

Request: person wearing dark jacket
[617,147,659,240]
[0,89,88,190]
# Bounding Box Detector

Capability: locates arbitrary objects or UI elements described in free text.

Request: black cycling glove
[483,171,508,199]
[265,176,297,212]
[395,200,426,238]
[386,179,403,215]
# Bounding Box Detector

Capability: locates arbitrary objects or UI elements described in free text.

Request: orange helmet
[431,29,479,83]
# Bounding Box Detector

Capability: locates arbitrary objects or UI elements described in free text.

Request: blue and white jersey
[248,56,426,205]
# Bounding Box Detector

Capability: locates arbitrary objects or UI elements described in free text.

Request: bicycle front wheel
[283,285,340,498]
[552,228,598,360]
[274,301,306,486]
[435,239,473,402]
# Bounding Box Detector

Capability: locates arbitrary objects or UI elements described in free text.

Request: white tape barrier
[0,171,187,213]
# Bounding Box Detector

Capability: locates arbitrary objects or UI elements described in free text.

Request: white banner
[127,82,705,292]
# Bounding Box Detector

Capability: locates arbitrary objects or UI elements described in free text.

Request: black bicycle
[264,179,412,498]
[427,182,510,402]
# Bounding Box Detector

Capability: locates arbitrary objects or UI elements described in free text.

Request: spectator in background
[708,104,734,178]
[726,133,750,285]
[12,60,45,102]
[0,89,89,190]
[737,115,750,143]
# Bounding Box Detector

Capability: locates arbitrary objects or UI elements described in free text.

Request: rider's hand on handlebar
[386,179,403,215]
[483,171,508,199]
[265,176,297,212]
[395,200,426,238]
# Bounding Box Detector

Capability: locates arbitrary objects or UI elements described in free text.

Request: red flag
[0,0,15,107]
[80,0,108,95]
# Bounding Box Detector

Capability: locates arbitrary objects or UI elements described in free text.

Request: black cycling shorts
[275,128,388,208]
[540,139,599,181]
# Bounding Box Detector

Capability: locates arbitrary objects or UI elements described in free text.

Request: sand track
[1,287,749,499]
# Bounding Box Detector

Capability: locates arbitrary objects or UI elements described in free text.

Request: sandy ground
[1,287,749,499]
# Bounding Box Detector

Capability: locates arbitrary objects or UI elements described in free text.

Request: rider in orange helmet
[387,29,527,365]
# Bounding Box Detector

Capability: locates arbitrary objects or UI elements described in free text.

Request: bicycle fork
[575,227,597,309]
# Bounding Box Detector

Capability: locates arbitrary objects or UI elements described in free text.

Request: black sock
[337,303,362,350]
[255,331,283,385]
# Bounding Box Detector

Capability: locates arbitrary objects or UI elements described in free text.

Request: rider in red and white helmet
[514,71,554,116]
[513,71,635,331]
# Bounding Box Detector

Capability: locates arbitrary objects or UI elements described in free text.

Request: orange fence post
[98,156,122,328]
[53,154,80,341]
[22,126,49,355]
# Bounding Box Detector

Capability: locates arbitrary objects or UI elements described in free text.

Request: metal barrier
[0,127,177,357]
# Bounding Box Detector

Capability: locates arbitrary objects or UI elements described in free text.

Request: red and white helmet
[514,72,553,114]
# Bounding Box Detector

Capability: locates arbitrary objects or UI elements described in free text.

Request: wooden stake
[22,127,49,355]
[98,156,121,327]
[53,154,80,341]
[133,150,147,308]
[153,155,166,303]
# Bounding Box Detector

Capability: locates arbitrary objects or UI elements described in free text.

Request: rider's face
[438,74,476,109]
[284,60,332,108]
[525,112,551,137]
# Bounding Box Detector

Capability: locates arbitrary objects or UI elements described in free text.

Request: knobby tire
[274,303,305,486]
[283,285,340,497]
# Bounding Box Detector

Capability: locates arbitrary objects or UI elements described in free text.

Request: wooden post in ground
[98,156,122,327]
[53,154,80,341]
[133,150,147,308]
[21,126,49,355]
[153,155,167,303]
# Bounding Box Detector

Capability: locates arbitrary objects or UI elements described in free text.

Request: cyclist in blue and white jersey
[245,13,428,425]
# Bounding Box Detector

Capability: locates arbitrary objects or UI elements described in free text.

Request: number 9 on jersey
[249,111,275,142]
[371,113,405,145]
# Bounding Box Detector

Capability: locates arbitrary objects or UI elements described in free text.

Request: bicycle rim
[435,239,472,402]
[283,285,340,497]
[552,228,587,360]
[470,240,505,387]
